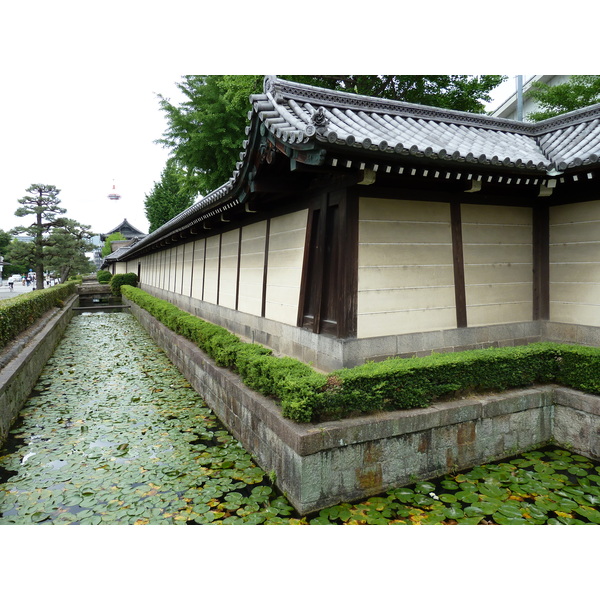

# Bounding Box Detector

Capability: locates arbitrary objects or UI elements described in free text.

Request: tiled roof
[251,76,600,172]
[120,76,600,259]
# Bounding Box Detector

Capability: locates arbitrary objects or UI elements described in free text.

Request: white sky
[1,2,589,239]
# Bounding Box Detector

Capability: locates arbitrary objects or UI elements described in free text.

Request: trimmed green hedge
[0,282,77,350]
[110,272,138,295]
[121,286,600,423]
[97,270,112,284]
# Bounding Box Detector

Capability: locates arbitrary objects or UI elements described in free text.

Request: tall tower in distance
[108,180,121,201]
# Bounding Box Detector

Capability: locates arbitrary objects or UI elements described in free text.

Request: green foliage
[0,229,11,255]
[4,239,34,275]
[121,286,600,423]
[144,161,197,233]
[110,273,138,295]
[526,75,600,121]
[101,233,126,257]
[288,75,506,113]
[43,218,95,282]
[11,183,69,287]
[0,282,76,350]
[96,270,112,284]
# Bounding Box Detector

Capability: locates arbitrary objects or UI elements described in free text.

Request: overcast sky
[0,2,587,242]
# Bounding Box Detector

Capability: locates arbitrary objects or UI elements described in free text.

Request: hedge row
[121,286,600,423]
[0,282,77,350]
[121,286,325,421]
[110,272,138,295]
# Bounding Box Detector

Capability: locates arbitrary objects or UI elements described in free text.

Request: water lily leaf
[444,506,464,520]
[456,515,484,524]
[497,504,524,518]
[574,506,600,524]
[493,514,529,525]
[478,483,508,499]
[455,490,479,503]
[392,488,415,502]
[439,480,459,490]
[438,493,457,503]
[414,482,436,494]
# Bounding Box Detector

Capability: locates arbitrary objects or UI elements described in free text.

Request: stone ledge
[0,295,77,446]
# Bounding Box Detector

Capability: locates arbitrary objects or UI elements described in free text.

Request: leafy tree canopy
[102,232,127,257]
[0,230,11,256]
[44,218,95,282]
[156,75,506,198]
[526,75,600,122]
[144,159,196,233]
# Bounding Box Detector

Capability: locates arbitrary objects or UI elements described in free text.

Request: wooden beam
[450,199,467,328]
[532,205,550,320]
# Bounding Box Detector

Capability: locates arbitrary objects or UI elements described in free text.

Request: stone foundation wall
[0,295,77,446]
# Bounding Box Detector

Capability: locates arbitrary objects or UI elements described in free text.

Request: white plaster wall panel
[175,246,185,294]
[181,242,194,296]
[168,247,177,292]
[359,308,457,337]
[190,240,205,300]
[238,221,267,316]
[550,200,600,326]
[203,235,220,304]
[158,250,167,289]
[265,210,308,325]
[357,198,455,338]
[359,265,455,289]
[462,204,533,327]
[219,229,240,309]
[467,302,532,327]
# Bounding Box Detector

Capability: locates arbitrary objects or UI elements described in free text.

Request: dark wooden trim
[201,238,207,301]
[216,234,222,305]
[261,219,271,318]
[235,227,242,310]
[174,246,179,294]
[189,240,196,297]
[339,189,358,338]
[533,205,550,320]
[450,199,467,328]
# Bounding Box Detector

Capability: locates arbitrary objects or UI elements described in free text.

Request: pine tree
[12,184,68,289]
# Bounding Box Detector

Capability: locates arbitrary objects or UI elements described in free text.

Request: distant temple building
[100,218,147,241]
[93,219,146,270]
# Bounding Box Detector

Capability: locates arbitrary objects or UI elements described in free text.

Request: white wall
[357,198,456,337]
[550,200,600,326]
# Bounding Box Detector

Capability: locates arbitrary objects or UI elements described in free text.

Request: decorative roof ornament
[312,106,329,128]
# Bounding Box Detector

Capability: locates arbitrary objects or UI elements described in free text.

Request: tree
[526,76,600,122]
[44,218,95,282]
[0,230,11,256]
[156,75,263,197]
[156,75,506,198]
[4,239,33,277]
[144,160,195,232]
[289,75,506,112]
[11,183,68,289]
[102,232,127,257]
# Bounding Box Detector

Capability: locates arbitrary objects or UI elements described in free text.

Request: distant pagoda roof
[101,218,146,240]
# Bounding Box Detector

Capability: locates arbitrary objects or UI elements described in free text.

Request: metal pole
[516,75,524,121]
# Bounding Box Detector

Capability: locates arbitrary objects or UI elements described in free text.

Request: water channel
[1,311,599,525]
